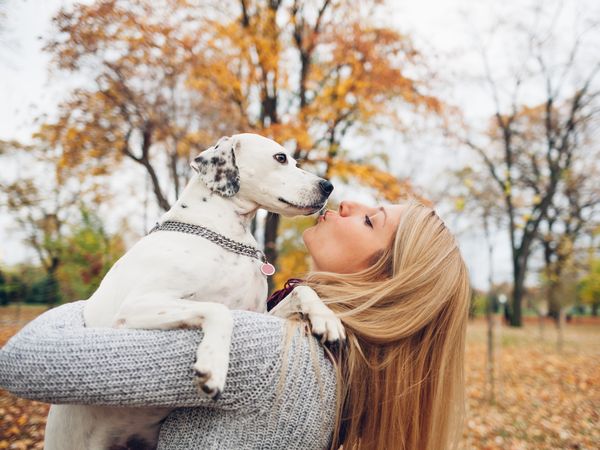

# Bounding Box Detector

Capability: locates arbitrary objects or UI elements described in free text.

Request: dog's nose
[319,180,334,196]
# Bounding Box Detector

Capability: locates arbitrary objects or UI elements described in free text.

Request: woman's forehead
[379,205,406,239]
[382,204,406,218]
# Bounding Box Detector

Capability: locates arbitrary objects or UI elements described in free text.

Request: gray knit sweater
[0,301,337,449]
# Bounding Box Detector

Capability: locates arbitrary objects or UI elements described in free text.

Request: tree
[0,268,8,306]
[579,257,600,316]
[57,209,126,301]
[0,269,29,305]
[0,141,109,306]
[455,4,600,326]
[538,156,600,332]
[40,0,238,211]
[40,0,439,292]
[491,95,600,342]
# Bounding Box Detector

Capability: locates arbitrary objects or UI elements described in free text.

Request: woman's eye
[364,215,373,228]
[274,153,287,164]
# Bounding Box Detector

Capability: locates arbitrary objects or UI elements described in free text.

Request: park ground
[0,305,598,449]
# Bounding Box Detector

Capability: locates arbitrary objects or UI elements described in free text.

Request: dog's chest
[184,250,267,310]
[149,233,268,311]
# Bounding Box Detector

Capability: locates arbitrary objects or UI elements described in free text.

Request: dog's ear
[191,137,241,197]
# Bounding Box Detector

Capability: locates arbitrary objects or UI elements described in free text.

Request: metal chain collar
[149,220,266,263]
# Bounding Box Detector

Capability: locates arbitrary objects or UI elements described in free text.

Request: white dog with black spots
[44,133,345,450]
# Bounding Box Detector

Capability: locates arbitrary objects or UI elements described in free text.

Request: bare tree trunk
[260,85,280,294]
[143,172,150,234]
[556,307,566,352]
[486,299,496,403]
[264,212,280,294]
[483,212,496,403]
[511,264,525,326]
[139,157,171,212]
[46,261,61,310]
[123,123,172,212]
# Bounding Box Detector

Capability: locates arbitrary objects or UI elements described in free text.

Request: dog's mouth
[278,197,326,214]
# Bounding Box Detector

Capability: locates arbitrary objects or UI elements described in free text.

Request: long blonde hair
[304,200,470,450]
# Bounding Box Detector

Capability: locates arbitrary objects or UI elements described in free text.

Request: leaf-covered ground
[462,318,599,449]
[0,306,598,449]
[0,306,49,450]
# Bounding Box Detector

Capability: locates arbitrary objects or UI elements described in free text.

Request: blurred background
[0,0,599,448]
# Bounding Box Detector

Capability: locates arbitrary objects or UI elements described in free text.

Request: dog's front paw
[290,286,346,345]
[192,344,229,400]
[306,306,346,345]
[192,365,224,400]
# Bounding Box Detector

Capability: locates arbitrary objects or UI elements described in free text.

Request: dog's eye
[274,153,288,164]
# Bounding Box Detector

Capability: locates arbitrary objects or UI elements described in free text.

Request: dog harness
[149,220,276,276]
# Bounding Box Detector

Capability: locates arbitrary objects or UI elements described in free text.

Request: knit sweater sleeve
[0,301,307,411]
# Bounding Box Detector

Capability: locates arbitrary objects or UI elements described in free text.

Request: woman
[0,199,470,450]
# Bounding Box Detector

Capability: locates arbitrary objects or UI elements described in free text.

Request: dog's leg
[269,285,346,344]
[114,296,233,399]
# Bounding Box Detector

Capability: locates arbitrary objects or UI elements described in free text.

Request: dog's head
[191,133,332,216]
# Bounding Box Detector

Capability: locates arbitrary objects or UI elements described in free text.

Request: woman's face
[303,200,405,273]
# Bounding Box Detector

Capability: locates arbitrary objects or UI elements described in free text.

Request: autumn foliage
[33,0,441,290]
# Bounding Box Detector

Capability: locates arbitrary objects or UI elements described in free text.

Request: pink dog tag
[261,263,276,276]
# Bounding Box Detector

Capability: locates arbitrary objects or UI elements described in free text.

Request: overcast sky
[1,0,597,289]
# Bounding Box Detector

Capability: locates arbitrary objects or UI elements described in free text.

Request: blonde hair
[304,199,470,450]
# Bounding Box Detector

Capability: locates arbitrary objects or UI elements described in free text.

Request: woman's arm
[0,301,304,411]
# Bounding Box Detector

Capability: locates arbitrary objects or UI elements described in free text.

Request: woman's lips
[321,210,333,221]
[318,211,329,222]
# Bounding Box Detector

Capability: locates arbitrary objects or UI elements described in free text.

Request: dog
[43,133,344,450]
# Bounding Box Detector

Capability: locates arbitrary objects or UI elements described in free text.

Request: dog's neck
[158,176,259,242]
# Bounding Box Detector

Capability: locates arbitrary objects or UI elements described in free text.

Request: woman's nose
[339,201,363,217]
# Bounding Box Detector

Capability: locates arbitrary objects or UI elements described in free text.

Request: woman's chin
[302,228,319,260]
[302,225,315,244]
